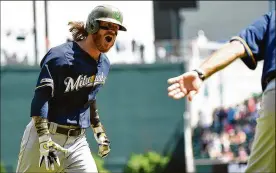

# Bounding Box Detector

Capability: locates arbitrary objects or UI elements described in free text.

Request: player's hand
[167,71,203,101]
[94,132,111,158]
[38,135,68,171]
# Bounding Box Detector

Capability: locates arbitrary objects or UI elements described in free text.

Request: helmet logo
[112,11,122,22]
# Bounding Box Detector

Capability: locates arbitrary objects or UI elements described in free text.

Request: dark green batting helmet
[85,4,127,34]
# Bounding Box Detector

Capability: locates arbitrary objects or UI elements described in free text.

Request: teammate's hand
[38,135,68,171]
[94,132,111,158]
[167,71,203,101]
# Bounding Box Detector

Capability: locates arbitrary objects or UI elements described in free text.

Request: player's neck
[77,38,100,61]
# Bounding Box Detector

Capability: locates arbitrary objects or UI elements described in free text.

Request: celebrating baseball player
[16,4,127,173]
[167,11,275,172]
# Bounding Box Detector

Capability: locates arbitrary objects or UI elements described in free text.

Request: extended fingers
[168,88,181,97]
[45,156,49,170]
[172,92,185,100]
[39,156,44,167]
[58,147,68,153]
[55,157,61,167]
[54,144,68,153]
[48,156,55,170]
[167,76,181,84]
[167,83,180,92]
[168,82,188,99]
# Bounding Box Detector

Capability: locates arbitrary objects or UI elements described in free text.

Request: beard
[92,32,115,53]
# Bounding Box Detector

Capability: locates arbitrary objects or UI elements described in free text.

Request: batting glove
[93,126,111,158]
[38,135,68,171]
[95,132,111,158]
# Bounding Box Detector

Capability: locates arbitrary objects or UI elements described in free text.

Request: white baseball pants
[16,121,98,173]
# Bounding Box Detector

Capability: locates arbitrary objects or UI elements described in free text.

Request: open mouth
[105,35,113,43]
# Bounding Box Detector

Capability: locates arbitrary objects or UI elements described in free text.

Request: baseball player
[167,11,275,172]
[16,4,127,173]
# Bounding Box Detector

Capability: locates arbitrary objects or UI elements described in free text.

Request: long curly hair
[68,21,88,41]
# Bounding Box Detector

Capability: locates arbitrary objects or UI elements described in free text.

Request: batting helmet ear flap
[86,19,100,34]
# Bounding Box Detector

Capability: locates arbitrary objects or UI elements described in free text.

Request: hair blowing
[68,21,88,41]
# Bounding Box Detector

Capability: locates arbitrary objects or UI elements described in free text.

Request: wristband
[33,117,50,137]
[91,123,105,134]
[193,69,206,81]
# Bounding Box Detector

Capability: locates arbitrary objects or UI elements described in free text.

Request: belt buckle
[67,129,75,137]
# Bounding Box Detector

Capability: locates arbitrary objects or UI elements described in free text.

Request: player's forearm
[31,88,51,137]
[199,41,246,79]
[90,100,102,128]
[90,100,106,134]
[32,116,49,137]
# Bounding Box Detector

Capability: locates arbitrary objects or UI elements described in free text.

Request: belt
[48,122,84,137]
[55,126,84,137]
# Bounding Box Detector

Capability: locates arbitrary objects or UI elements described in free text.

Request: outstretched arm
[198,40,246,80]
[168,12,270,101]
[167,41,246,101]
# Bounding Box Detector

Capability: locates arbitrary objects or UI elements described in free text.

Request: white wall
[179,1,269,41]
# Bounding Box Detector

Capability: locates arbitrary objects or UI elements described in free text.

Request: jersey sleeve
[35,63,55,97]
[30,88,51,118]
[89,85,102,101]
[31,49,67,118]
[91,54,110,100]
[230,12,271,70]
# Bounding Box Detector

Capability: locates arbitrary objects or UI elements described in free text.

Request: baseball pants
[245,78,275,173]
[16,121,98,173]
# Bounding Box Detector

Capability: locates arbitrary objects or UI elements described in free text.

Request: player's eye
[100,23,119,30]
[99,26,109,30]
[108,23,119,30]
[99,25,119,35]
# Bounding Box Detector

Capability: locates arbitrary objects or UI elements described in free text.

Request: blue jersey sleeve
[88,54,110,102]
[30,62,56,118]
[89,85,102,101]
[31,49,67,118]
[30,88,51,118]
[35,63,55,96]
[230,12,270,69]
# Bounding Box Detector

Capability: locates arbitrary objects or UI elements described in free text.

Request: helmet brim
[96,18,127,31]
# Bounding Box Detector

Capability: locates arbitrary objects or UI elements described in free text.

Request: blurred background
[1,1,275,173]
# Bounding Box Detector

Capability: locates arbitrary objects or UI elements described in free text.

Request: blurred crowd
[192,94,261,163]
[1,28,147,66]
[1,29,31,66]
[67,38,146,64]
[1,28,187,66]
